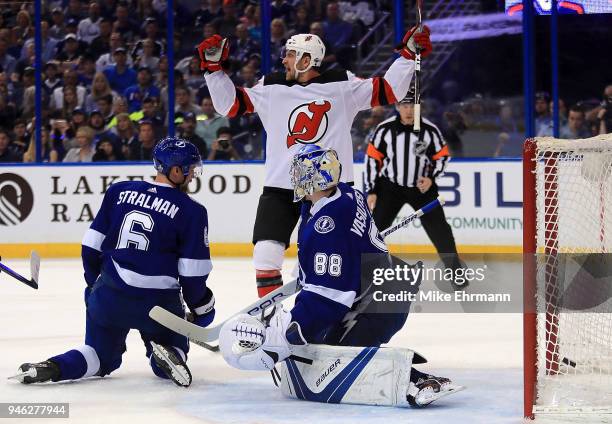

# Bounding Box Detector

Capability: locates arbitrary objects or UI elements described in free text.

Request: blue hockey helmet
[153,136,202,178]
[290,144,341,202]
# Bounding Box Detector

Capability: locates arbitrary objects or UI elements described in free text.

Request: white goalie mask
[284,34,325,78]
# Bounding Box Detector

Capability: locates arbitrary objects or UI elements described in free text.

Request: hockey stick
[413,0,424,133]
[149,196,445,348]
[0,251,40,290]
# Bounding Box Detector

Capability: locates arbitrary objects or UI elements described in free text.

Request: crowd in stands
[0,0,381,163]
[0,0,609,164]
[350,82,612,160]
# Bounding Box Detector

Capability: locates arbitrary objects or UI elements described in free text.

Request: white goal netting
[532,135,612,414]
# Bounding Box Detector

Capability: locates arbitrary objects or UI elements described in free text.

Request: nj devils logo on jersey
[286,100,331,147]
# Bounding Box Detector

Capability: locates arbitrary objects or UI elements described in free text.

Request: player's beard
[179,182,190,193]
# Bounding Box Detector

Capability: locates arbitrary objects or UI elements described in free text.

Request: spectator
[77,1,103,44]
[84,72,117,112]
[0,129,20,162]
[55,34,82,66]
[96,33,133,72]
[271,0,295,24]
[140,96,165,139]
[77,54,97,87]
[69,108,88,137]
[95,94,115,125]
[63,125,95,162]
[49,8,67,40]
[49,116,76,151]
[213,2,240,38]
[124,66,160,113]
[113,2,138,42]
[14,10,34,47]
[88,16,113,57]
[309,22,339,67]
[240,4,258,29]
[110,112,138,157]
[129,119,156,160]
[247,5,262,42]
[231,23,260,64]
[233,65,258,88]
[537,98,568,137]
[195,0,224,28]
[174,85,201,117]
[291,5,312,35]
[112,95,129,116]
[207,126,241,161]
[103,47,137,93]
[323,2,353,50]
[93,137,124,161]
[196,96,230,148]
[11,118,29,155]
[51,69,86,112]
[534,91,551,136]
[561,104,591,139]
[57,85,81,117]
[88,109,107,134]
[178,112,208,157]
[130,17,164,62]
[270,18,288,72]
[42,61,62,97]
[181,57,206,92]
[22,21,58,64]
[597,84,612,135]
[133,39,160,75]
[494,102,522,156]
[0,91,17,130]
[0,37,17,75]
[23,126,59,163]
[66,0,85,22]
[338,0,375,27]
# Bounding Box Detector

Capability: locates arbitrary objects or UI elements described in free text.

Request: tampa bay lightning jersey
[81,180,212,308]
[291,182,388,342]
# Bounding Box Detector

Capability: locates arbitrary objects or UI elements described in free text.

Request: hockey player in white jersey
[197,26,432,299]
[218,145,464,407]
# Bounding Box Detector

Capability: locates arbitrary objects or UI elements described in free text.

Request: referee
[365,91,465,287]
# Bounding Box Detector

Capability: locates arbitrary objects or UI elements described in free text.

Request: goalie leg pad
[279,344,418,407]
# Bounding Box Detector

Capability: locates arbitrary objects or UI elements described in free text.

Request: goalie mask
[290,145,341,202]
[284,34,325,79]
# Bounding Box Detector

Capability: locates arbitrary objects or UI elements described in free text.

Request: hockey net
[523,135,612,419]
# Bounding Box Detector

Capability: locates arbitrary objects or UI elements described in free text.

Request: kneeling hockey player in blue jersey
[12,138,215,387]
[219,145,463,407]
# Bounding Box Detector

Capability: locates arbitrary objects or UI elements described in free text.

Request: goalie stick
[413,0,424,132]
[149,197,445,348]
[0,251,40,290]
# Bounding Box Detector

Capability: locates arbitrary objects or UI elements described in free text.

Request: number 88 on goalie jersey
[292,182,388,343]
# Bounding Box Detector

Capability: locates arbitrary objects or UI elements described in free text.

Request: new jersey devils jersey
[205,58,415,189]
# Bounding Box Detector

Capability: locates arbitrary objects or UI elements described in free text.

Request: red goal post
[523,135,612,419]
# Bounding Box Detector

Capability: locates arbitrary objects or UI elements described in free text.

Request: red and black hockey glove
[197,34,230,73]
[396,25,432,60]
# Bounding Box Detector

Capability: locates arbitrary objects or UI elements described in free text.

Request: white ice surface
[0,258,524,423]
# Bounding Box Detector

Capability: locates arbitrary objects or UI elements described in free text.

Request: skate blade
[416,385,466,406]
[151,342,191,387]
[7,369,35,381]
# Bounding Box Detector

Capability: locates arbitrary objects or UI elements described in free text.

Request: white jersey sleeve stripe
[302,283,356,308]
[178,258,213,277]
[82,229,106,252]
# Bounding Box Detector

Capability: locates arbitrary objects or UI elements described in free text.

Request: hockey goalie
[219,145,464,407]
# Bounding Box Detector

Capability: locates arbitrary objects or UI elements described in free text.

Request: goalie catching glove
[396,25,432,60]
[197,34,230,73]
[219,306,306,371]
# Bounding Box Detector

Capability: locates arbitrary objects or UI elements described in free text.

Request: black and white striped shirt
[365,115,450,193]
